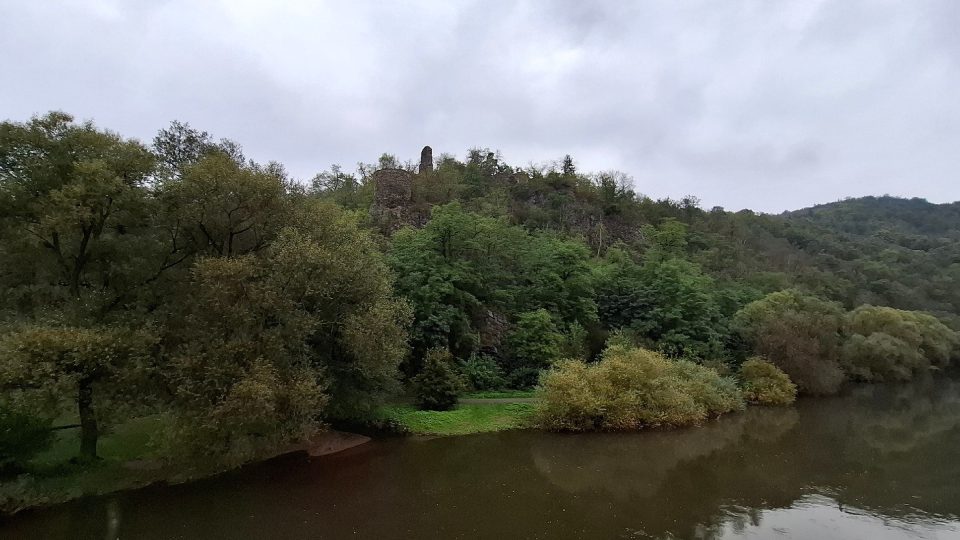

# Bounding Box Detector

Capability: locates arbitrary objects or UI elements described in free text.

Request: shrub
[0,406,53,475]
[412,349,463,411]
[734,290,845,395]
[840,305,959,382]
[739,357,797,406]
[535,345,744,431]
[458,354,505,391]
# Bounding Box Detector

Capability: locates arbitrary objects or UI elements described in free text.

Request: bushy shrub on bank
[535,345,744,431]
[739,357,797,406]
[412,349,464,411]
[734,290,845,395]
[840,305,959,382]
[458,354,506,391]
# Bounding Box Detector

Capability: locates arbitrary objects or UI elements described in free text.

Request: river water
[3,379,960,539]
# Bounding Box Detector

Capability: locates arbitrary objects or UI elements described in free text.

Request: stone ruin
[370,167,413,233]
[419,145,433,174]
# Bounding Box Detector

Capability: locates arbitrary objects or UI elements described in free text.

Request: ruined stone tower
[419,145,433,174]
[370,167,413,233]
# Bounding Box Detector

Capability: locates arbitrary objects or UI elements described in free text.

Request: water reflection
[2,379,960,539]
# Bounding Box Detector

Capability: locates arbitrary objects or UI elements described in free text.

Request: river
[3,378,960,539]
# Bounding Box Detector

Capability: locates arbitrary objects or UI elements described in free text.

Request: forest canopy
[1,111,959,467]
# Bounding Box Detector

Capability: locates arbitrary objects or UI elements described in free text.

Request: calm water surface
[3,379,960,539]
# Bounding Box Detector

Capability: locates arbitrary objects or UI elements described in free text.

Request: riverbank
[0,420,372,516]
[0,397,536,515]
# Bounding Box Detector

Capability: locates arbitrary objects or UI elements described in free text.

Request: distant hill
[784,196,960,239]
[767,196,960,321]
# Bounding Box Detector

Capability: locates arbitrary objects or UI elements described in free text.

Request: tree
[0,326,154,460]
[0,112,158,319]
[161,153,290,257]
[412,349,463,411]
[159,201,409,457]
[458,354,506,392]
[734,290,845,395]
[505,309,563,387]
[595,249,725,359]
[389,203,524,365]
[516,237,597,327]
[152,120,244,179]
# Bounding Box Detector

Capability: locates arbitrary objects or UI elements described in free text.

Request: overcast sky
[2,1,959,212]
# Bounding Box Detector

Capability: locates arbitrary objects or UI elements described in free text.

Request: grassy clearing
[376,403,535,435]
[1,416,169,514]
[461,390,537,400]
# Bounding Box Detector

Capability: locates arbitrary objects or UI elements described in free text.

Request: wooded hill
[1,113,957,471]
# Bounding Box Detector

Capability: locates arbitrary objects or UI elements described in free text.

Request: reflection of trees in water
[529,377,960,539]
[529,407,798,499]
[830,377,960,456]
[805,377,960,519]
[528,407,800,538]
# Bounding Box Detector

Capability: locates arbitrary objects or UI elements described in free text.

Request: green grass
[376,403,535,435]
[461,390,537,399]
[32,415,161,468]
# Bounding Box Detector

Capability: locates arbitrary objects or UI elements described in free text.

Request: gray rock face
[419,145,433,174]
[371,168,413,232]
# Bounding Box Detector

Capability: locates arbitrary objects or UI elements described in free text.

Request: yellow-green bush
[535,345,744,431]
[739,357,797,406]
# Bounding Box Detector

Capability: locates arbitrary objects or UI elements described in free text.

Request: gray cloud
[2,0,958,212]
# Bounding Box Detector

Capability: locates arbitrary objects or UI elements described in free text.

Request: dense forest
[1,112,959,495]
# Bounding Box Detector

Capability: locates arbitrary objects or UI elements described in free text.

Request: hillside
[324,151,960,328]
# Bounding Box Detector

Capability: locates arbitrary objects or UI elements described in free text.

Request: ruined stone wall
[370,168,413,233]
[419,145,433,174]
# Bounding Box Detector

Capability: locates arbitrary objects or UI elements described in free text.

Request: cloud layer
[3,0,959,211]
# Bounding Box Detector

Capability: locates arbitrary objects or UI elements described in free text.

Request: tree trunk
[78,376,99,460]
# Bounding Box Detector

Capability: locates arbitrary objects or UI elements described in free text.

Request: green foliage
[734,290,845,395]
[739,357,797,406]
[0,112,158,319]
[412,349,464,411]
[0,406,54,474]
[0,325,156,459]
[559,321,590,360]
[840,306,959,381]
[505,309,562,378]
[536,345,744,431]
[643,218,688,258]
[389,203,596,375]
[161,152,290,257]
[152,120,244,177]
[160,204,409,458]
[458,355,506,391]
[595,249,726,359]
